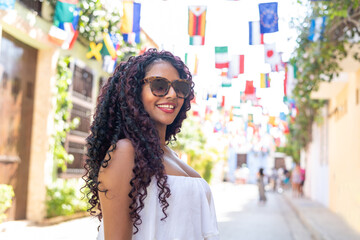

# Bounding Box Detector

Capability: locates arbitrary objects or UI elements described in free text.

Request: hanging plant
[284,0,360,159]
[51,56,79,179]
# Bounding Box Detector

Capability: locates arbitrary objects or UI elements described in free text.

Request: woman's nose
[166,85,177,98]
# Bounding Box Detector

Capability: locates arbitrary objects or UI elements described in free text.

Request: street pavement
[1,182,360,240]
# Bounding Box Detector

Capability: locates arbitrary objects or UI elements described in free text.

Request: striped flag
[249,21,264,45]
[188,6,207,45]
[228,55,244,78]
[215,46,229,69]
[121,1,141,44]
[308,17,326,42]
[260,73,271,88]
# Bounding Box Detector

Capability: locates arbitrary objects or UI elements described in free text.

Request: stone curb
[282,193,325,240]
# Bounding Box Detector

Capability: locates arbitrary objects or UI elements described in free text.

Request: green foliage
[51,56,79,178]
[286,0,360,153]
[0,184,14,223]
[172,116,222,183]
[46,178,89,218]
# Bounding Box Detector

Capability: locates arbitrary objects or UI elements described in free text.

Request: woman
[257,168,267,203]
[83,49,219,240]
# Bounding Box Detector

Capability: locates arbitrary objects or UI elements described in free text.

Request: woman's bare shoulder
[99,139,135,181]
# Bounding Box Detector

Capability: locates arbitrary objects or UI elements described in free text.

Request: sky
[140,0,308,116]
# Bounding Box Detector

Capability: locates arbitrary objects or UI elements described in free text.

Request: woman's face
[141,60,185,130]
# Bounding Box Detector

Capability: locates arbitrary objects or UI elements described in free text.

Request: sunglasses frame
[143,76,191,99]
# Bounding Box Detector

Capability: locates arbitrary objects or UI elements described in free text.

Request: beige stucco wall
[1,2,106,222]
[328,70,360,232]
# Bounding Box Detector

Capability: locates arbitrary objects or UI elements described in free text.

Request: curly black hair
[83,48,195,233]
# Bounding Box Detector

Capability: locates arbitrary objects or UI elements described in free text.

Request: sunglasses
[143,76,191,99]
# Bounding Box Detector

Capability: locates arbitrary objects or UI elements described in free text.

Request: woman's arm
[98,139,135,240]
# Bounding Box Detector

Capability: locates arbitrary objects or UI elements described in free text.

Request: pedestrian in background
[257,168,267,203]
[83,49,219,240]
[291,163,302,197]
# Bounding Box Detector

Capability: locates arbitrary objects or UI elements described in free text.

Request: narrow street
[213,183,313,240]
[1,182,315,240]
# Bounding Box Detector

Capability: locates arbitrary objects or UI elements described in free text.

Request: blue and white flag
[308,17,326,42]
[259,2,279,34]
[249,21,264,45]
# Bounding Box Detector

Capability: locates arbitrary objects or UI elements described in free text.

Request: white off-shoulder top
[97,175,219,240]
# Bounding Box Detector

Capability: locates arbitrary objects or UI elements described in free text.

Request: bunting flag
[48,1,79,49]
[86,42,103,61]
[215,46,229,69]
[259,2,279,34]
[228,55,244,78]
[121,1,141,44]
[103,55,117,73]
[264,43,284,72]
[188,6,207,45]
[260,73,271,88]
[184,53,199,76]
[101,33,120,59]
[221,69,231,87]
[0,0,15,10]
[279,112,286,121]
[249,21,264,45]
[245,80,255,95]
[308,16,326,42]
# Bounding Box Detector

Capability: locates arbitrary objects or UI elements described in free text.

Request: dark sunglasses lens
[150,78,169,96]
[173,81,190,98]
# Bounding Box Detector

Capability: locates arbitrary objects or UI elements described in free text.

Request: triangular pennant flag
[249,21,264,45]
[228,55,244,78]
[308,17,326,42]
[215,46,229,69]
[259,2,279,34]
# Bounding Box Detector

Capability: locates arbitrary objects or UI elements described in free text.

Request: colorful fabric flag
[245,80,255,95]
[259,2,279,34]
[49,2,79,49]
[264,43,284,72]
[215,46,229,69]
[308,17,326,42]
[228,55,244,78]
[260,73,271,88]
[86,42,103,61]
[221,69,231,87]
[101,32,119,59]
[249,21,264,45]
[188,6,207,45]
[0,0,15,10]
[53,0,78,27]
[48,25,68,46]
[103,55,117,73]
[121,1,141,44]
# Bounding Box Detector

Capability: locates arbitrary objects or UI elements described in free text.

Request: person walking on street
[257,168,267,203]
[83,49,219,240]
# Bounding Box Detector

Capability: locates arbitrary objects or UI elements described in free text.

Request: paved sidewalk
[283,191,360,240]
